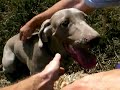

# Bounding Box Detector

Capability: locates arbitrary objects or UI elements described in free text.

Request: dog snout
[80,21,100,44]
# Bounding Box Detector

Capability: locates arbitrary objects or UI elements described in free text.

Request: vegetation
[0,0,120,88]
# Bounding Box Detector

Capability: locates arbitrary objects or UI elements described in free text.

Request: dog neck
[43,36,68,58]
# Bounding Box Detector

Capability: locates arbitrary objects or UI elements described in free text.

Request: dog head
[38,8,100,69]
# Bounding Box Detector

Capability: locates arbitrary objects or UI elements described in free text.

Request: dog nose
[87,36,101,48]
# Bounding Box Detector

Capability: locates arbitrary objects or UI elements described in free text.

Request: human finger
[45,53,61,72]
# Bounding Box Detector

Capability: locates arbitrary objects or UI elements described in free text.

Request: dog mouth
[64,44,96,69]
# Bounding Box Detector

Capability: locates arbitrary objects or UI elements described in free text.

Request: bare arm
[20,0,93,41]
[1,73,52,90]
[26,0,81,29]
[62,69,120,90]
[29,0,93,28]
[1,53,62,90]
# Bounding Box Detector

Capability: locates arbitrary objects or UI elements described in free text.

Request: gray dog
[2,8,100,75]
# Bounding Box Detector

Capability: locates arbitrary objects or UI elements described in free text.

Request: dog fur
[2,8,100,75]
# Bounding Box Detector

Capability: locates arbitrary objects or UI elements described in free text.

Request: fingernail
[56,53,60,56]
[55,53,61,58]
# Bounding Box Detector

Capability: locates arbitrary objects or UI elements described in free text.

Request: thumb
[44,53,61,73]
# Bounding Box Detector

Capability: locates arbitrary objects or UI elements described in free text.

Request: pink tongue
[65,45,96,69]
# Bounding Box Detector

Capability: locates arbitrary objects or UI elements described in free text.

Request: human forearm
[24,0,82,29]
[20,0,94,41]
[0,76,37,90]
[62,69,120,90]
[0,77,35,90]
[0,73,50,90]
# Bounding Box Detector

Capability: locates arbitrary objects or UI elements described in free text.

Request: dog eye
[60,19,69,28]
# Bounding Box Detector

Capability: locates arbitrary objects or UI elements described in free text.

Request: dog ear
[38,19,52,47]
[42,25,52,41]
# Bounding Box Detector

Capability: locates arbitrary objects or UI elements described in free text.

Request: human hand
[42,53,64,81]
[34,53,64,90]
[20,25,34,41]
[62,69,120,90]
[0,53,63,90]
